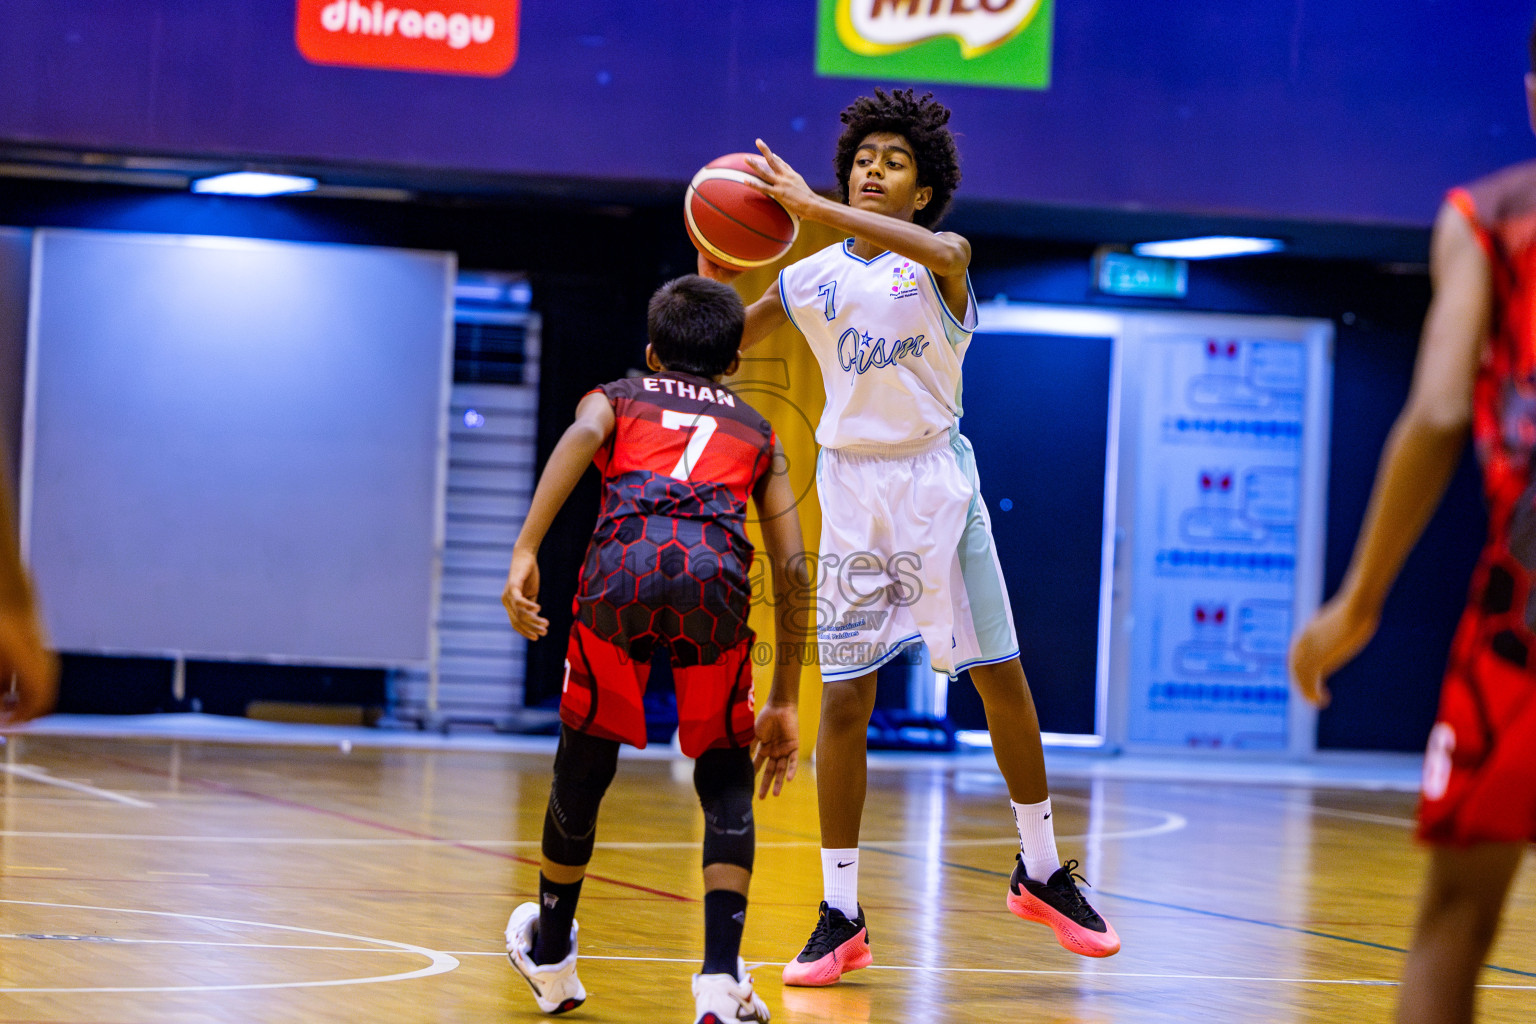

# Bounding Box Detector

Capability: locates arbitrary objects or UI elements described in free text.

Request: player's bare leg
[702,864,748,899]
[968,657,1048,803]
[816,673,879,847]
[541,859,586,885]
[783,672,877,987]
[971,656,1120,957]
[1397,841,1524,1024]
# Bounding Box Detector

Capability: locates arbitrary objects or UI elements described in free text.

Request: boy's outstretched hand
[0,603,57,725]
[697,253,744,283]
[501,549,549,640]
[1288,593,1380,709]
[751,702,799,798]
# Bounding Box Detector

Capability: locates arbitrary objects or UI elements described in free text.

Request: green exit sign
[1095,250,1188,299]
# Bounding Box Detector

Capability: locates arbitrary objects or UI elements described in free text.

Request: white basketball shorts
[814,427,1020,681]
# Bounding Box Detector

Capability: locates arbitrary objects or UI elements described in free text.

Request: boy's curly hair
[833,88,961,228]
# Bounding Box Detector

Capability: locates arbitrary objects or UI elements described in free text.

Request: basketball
[684,153,800,270]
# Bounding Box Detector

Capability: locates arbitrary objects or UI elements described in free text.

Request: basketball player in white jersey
[700,89,1120,986]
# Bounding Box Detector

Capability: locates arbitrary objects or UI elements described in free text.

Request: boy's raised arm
[749,439,808,797]
[744,139,970,278]
[741,285,791,351]
[502,391,616,640]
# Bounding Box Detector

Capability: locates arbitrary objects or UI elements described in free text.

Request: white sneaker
[692,958,770,1023]
[505,902,587,1015]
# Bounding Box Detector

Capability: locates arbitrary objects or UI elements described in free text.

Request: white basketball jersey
[778,239,978,449]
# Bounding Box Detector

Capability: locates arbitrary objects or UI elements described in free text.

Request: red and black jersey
[1447,165,1536,666]
[575,371,776,666]
[1417,167,1536,844]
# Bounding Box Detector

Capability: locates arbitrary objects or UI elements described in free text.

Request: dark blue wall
[3,1,1535,225]
[960,331,1112,737]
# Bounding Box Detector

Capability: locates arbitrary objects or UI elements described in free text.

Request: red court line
[95,755,694,903]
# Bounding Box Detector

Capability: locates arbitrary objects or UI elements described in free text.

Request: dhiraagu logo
[818,0,1052,90]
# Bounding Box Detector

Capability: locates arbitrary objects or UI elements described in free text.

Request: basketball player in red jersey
[1289,27,1536,1024]
[500,275,807,1023]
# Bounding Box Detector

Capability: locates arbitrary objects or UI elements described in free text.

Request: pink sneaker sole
[781,928,873,987]
[1007,888,1121,957]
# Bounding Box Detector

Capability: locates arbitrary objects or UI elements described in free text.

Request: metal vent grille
[390,275,541,731]
[454,320,527,385]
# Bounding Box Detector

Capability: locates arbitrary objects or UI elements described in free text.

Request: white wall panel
[22,230,454,665]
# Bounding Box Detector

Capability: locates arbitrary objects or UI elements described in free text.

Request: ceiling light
[1133,236,1284,260]
[191,172,318,197]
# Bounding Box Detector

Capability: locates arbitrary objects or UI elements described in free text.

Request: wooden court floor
[0,733,1530,1023]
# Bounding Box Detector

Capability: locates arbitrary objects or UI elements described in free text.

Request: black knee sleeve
[542,726,620,867]
[694,747,756,872]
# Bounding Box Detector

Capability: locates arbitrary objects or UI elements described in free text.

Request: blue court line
[861,844,1536,980]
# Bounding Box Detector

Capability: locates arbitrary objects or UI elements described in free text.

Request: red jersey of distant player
[561,371,775,754]
[1426,165,1536,844]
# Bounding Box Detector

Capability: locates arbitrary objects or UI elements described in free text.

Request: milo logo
[817,0,1052,89]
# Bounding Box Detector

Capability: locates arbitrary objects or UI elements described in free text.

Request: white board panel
[1113,313,1332,755]
[22,230,454,664]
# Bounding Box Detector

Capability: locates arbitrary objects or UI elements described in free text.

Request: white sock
[821,848,860,917]
[1011,798,1061,882]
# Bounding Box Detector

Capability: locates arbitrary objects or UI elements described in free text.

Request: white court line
[145,871,210,877]
[1028,793,1189,842]
[0,936,421,953]
[0,801,1187,848]
[1171,788,1417,829]
[1302,807,1416,828]
[0,829,1181,847]
[25,940,1516,995]
[0,764,155,807]
[447,951,1536,990]
[0,899,457,993]
[1260,800,1415,829]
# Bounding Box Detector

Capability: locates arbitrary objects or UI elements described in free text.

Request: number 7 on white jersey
[661,410,719,481]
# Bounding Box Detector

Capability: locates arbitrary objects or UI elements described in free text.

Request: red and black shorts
[1418,600,1536,845]
[559,619,757,758]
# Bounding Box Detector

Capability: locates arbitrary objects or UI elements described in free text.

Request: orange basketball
[684,153,800,270]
